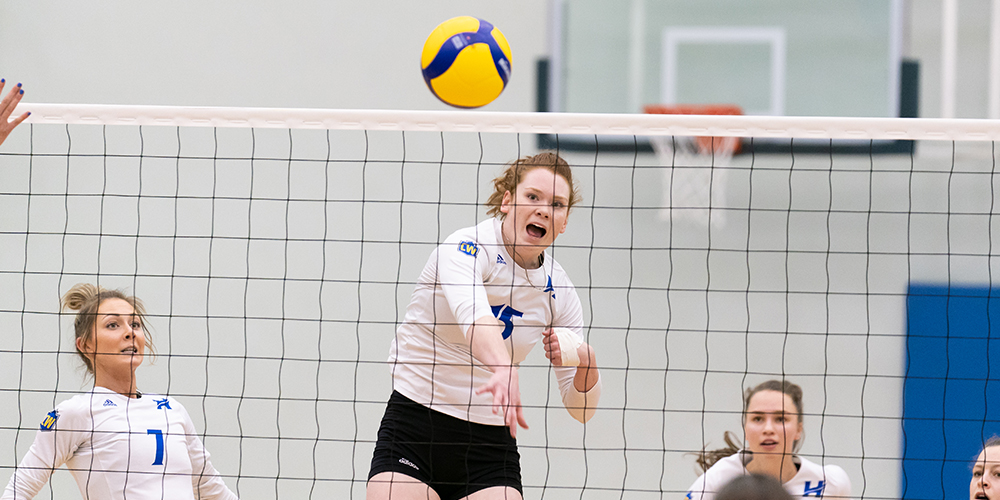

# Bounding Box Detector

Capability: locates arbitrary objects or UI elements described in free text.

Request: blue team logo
[685,493,693,500]
[496,254,506,265]
[155,398,172,410]
[802,481,825,497]
[543,275,555,299]
[39,410,59,431]
[458,241,479,257]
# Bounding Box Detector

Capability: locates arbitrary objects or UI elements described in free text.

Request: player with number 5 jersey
[1,284,238,500]
[367,152,602,500]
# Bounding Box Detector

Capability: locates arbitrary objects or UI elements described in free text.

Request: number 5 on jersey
[491,304,523,339]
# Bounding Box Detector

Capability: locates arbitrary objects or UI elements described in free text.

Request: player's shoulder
[798,456,847,474]
[443,220,499,257]
[53,389,106,415]
[708,453,747,476]
[797,456,851,488]
[688,454,744,500]
[37,390,105,430]
[820,462,851,487]
[37,395,81,429]
[693,453,744,486]
[54,390,90,409]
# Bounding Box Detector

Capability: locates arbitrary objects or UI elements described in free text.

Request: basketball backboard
[548,0,903,117]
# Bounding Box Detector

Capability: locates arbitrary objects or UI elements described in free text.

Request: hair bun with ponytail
[61,283,104,312]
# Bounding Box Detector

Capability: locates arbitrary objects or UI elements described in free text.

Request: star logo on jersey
[458,240,479,257]
[542,275,555,299]
[103,399,117,407]
[39,410,59,431]
[496,254,506,265]
[154,398,171,410]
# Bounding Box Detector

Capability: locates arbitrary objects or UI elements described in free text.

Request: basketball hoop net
[644,104,742,226]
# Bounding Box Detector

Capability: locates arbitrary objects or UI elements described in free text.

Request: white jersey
[686,452,851,500]
[2,387,238,500]
[389,218,601,425]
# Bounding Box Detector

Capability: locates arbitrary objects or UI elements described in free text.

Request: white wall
[0,1,545,111]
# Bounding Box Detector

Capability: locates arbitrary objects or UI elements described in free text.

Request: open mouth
[527,223,547,239]
[976,493,988,500]
[121,347,138,355]
[761,440,778,447]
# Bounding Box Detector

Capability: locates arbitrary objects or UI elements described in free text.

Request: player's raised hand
[475,365,528,438]
[0,79,29,147]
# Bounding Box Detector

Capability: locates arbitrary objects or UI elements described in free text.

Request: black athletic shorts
[368,390,522,500]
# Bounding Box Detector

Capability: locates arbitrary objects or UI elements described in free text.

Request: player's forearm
[2,450,54,500]
[468,316,513,371]
[573,343,598,392]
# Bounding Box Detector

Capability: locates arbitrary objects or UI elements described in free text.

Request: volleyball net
[1,105,998,500]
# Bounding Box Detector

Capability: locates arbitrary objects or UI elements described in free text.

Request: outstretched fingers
[475,367,528,438]
[513,402,528,431]
[500,391,528,438]
[0,80,24,118]
[0,79,28,146]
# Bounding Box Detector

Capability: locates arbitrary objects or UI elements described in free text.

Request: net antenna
[645,104,743,226]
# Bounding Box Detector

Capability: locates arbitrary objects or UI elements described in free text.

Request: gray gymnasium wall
[0,1,996,500]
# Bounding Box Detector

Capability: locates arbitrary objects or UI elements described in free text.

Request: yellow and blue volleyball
[420,16,512,108]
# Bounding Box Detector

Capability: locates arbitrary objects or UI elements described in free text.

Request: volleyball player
[0,78,29,146]
[971,437,1000,500]
[366,152,602,500]
[687,380,851,500]
[1,284,239,500]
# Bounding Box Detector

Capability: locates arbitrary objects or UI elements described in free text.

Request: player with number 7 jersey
[2,284,237,500]
[3,389,234,500]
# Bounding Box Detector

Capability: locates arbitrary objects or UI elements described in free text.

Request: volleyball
[420,16,512,108]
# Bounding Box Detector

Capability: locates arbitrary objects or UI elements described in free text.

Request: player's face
[78,298,145,376]
[971,446,1000,500]
[743,390,803,458]
[499,167,570,262]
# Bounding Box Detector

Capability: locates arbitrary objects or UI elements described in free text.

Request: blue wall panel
[903,285,1000,500]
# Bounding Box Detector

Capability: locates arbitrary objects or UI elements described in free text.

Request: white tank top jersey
[2,387,237,500]
[389,218,602,426]
[686,452,852,500]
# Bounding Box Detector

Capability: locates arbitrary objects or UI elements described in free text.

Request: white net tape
[18,103,1000,140]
